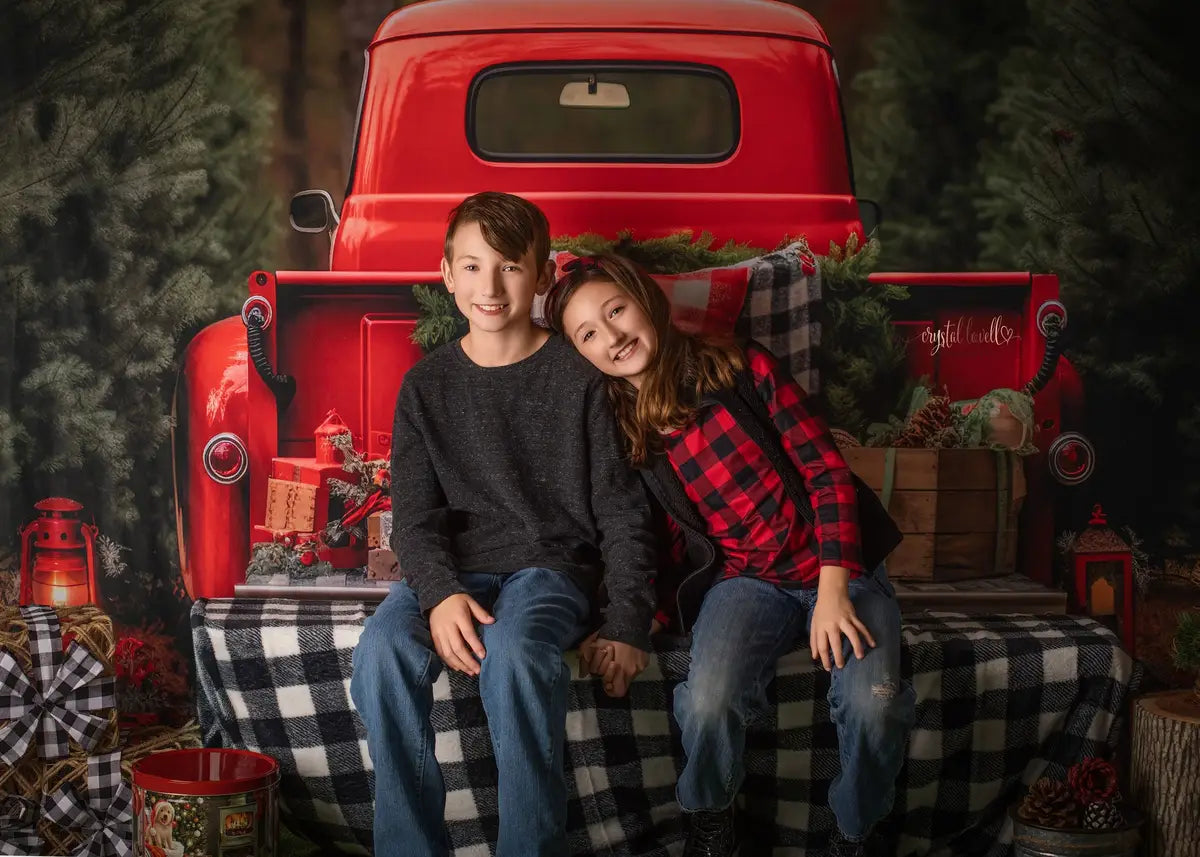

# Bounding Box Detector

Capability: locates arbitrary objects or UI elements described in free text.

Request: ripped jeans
[673,565,916,840]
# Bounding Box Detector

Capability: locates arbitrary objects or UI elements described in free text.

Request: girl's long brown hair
[545,252,744,465]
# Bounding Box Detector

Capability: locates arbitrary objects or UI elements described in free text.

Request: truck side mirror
[857,198,883,238]
[289,189,340,234]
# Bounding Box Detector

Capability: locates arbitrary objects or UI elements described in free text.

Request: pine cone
[831,428,861,450]
[895,395,956,448]
[1084,800,1124,830]
[1067,757,1118,805]
[1018,778,1081,828]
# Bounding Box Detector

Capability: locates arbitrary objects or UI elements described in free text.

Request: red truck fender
[172,314,251,599]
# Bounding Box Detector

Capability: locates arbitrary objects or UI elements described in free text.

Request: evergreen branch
[1173,611,1200,673]
[97,534,130,579]
[410,283,467,351]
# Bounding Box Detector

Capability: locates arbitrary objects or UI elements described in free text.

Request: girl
[546,253,916,857]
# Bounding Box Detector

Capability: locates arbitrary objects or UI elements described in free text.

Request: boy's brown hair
[443,191,551,265]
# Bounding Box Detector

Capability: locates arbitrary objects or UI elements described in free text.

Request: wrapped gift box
[366,511,392,550]
[366,549,400,581]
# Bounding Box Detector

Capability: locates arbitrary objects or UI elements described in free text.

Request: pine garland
[820,234,912,435]
[552,229,763,270]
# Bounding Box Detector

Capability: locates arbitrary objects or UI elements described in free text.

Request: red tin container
[132,748,279,857]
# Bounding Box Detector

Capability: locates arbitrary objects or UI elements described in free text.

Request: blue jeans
[674,565,916,840]
[350,567,590,857]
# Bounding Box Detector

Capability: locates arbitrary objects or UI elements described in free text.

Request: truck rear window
[468,64,738,162]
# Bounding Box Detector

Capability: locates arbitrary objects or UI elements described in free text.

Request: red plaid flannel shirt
[663,343,864,590]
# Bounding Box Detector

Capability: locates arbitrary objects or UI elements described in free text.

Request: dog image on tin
[144,800,186,857]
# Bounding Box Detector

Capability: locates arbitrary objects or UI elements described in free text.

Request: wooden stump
[1130,690,1200,857]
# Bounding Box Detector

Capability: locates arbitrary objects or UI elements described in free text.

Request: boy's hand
[810,567,875,671]
[586,639,648,697]
[429,593,495,676]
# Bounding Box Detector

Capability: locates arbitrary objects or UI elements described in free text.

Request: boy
[350,192,657,857]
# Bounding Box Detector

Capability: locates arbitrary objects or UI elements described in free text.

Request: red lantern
[18,497,101,608]
[1069,504,1135,655]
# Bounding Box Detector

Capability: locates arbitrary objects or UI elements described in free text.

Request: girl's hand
[810,569,875,670]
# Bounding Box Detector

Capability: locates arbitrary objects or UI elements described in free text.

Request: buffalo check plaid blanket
[535,241,821,395]
[191,600,1140,857]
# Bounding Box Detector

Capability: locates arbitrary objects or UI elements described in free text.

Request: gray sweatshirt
[389,335,657,649]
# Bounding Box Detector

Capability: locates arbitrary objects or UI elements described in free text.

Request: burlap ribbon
[0,795,43,856]
[41,751,132,857]
[0,605,115,764]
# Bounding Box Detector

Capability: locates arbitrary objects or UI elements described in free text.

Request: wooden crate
[841,447,1026,582]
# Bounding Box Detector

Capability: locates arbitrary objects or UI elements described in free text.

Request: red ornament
[299,550,316,567]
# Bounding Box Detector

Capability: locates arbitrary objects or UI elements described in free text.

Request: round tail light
[1048,432,1095,485]
[204,433,248,484]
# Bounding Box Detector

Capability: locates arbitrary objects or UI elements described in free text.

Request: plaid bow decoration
[0,795,43,856]
[42,751,132,857]
[0,606,115,764]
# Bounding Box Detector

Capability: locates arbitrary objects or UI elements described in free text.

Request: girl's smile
[613,338,639,362]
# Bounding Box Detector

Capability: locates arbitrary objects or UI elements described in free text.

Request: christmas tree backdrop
[995,0,1200,554]
[847,0,1031,272]
[0,0,278,620]
[849,0,1200,554]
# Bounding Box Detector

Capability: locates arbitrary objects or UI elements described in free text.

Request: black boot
[683,805,738,857]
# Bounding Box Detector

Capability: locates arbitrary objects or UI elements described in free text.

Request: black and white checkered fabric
[41,750,133,857]
[192,601,1140,857]
[0,796,42,856]
[0,605,116,765]
[735,244,821,396]
[192,600,376,854]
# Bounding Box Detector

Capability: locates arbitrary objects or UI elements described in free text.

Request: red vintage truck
[173,0,1093,601]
